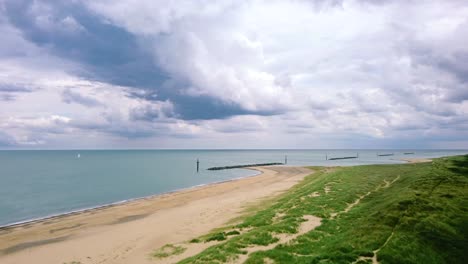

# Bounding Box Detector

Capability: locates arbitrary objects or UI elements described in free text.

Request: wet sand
[0,166,312,264]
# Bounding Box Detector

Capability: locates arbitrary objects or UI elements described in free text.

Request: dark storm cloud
[130,105,163,122]
[129,102,176,122]
[128,83,282,120]
[4,0,166,86]
[169,95,280,120]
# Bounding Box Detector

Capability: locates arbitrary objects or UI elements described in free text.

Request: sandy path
[0,166,311,264]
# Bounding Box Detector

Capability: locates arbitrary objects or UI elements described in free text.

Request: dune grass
[178,155,468,264]
[152,244,186,259]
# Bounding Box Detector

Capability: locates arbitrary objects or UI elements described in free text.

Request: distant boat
[77,153,81,158]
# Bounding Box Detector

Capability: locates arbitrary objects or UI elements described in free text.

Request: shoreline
[0,157,436,229]
[0,166,312,264]
[0,168,262,230]
[0,157,434,229]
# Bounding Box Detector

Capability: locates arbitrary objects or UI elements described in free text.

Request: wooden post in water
[196,159,199,173]
[326,153,328,160]
[285,155,287,164]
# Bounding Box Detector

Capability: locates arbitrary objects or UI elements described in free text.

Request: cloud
[0,131,17,146]
[62,88,102,107]
[0,83,34,101]
[3,0,166,87]
[129,100,175,121]
[84,0,295,115]
[0,0,467,148]
[0,84,32,93]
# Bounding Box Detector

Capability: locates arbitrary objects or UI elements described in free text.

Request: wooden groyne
[377,153,394,156]
[207,162,283,171]
[327,153,359,160]
[328,156,358,160]
[404,152,414,155]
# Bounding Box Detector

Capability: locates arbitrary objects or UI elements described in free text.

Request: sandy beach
[0,166,311,264]
[400,158,433,163]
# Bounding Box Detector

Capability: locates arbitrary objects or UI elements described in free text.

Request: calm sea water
[0,149,466,227]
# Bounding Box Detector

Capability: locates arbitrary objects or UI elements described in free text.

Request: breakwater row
[207,162,283,170]
[328,156,358,160]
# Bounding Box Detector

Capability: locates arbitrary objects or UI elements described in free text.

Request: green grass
[204,230,242,242]
[152,244,186,259]
[190,238,201,243]
[226,230,241,236]
[206,232,228,242]
[178,155,468,264]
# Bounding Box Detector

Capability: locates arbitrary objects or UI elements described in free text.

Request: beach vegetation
[152,244,186,259]
[225,230,241,236]
[196,229,244,244]
[178,155,468,263]
[189,238,201,243]
[206,232,227,242]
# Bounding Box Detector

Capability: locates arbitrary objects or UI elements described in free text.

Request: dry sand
[0,166,311,264]
[400,158,433,163]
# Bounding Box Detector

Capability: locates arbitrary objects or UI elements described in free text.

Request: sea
[0,149,466,227]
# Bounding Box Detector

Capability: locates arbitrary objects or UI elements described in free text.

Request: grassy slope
[178,155,468,264]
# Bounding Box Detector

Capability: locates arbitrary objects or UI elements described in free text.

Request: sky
[0,0,467,149]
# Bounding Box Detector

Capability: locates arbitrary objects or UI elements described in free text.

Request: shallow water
[0,149,466,226]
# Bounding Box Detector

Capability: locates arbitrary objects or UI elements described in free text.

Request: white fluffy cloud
[0,49,179,147]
